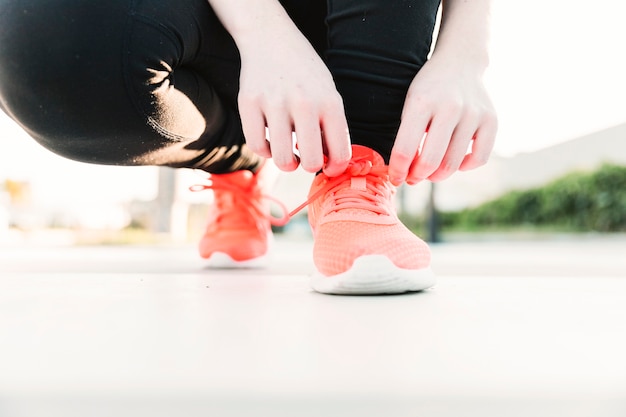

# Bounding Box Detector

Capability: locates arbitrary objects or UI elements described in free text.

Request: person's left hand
[388,55,498,186]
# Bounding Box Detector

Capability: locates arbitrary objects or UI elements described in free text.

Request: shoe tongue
[347,145,385,192]
[331,145,388,214]
[351,145,385,167]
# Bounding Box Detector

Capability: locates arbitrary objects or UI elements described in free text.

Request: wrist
[427,48,489,80]
[430,45,490,77]
[207,0,299,52]
[433,0,492,76]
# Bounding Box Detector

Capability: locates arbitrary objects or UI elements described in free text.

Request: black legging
[0,0,440,173]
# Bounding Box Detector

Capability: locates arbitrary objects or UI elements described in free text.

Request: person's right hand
[236,25,351,176]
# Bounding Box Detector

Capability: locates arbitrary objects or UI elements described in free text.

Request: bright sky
[1,0,625,206]
[485,0,626,156]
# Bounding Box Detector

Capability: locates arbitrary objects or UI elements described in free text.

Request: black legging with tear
[0,0,440,173]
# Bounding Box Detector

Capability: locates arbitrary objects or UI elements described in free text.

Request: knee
[0,1,118,90]
[0,1,133,161]
[0,3,70,141]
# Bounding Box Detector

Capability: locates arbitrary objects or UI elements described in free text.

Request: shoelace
[190,175,290,227]
[191,157,392,228]
[288,158,392,218]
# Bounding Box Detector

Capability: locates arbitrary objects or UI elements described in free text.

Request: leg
[0,0,259,173]
[0,0,274,265]
[324,0,440,162]
[279,0,440,161]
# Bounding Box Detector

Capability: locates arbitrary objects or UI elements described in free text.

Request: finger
[427,115,478,182]
[266,112,299,172]
[239,104,271,158]
[460,115,498,171]
[389,109,432,186]
[292,109,324,173]
[320,99,351,177]
[407,114,459,183]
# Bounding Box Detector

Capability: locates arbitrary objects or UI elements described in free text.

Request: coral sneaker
[192,163,287,268]
[302,145,435,294]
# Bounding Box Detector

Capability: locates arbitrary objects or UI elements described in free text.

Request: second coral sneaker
[192,162,287,268]
[303,145,435,295]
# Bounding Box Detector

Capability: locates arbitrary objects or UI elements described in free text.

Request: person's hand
[236,27,351,176]
[388,55,498,186]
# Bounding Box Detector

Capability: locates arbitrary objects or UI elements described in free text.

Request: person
[0,0,497,294]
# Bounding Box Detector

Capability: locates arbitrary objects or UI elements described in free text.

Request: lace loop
[288,157,391,219]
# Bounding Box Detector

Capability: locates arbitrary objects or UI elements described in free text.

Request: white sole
[205,252,271,269]
[310,255,436,295]
[204,234,273,269]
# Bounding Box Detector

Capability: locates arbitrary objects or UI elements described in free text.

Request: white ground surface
[1,235,625,417]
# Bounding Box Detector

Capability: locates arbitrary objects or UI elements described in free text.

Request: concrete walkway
[1,236,625,417]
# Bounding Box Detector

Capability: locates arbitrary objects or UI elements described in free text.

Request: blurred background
[1,0,625,247]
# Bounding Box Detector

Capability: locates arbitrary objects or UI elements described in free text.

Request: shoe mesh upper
[305,145,431,276]
[192,167,286,261]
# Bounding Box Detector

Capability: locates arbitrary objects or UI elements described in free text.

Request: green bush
[442,164,626,232]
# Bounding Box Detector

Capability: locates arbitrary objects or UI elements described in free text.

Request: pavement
[1,234,626,417]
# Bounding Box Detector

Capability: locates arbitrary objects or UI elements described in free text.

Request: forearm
[432,0,493,74]
[206,0,299,50]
